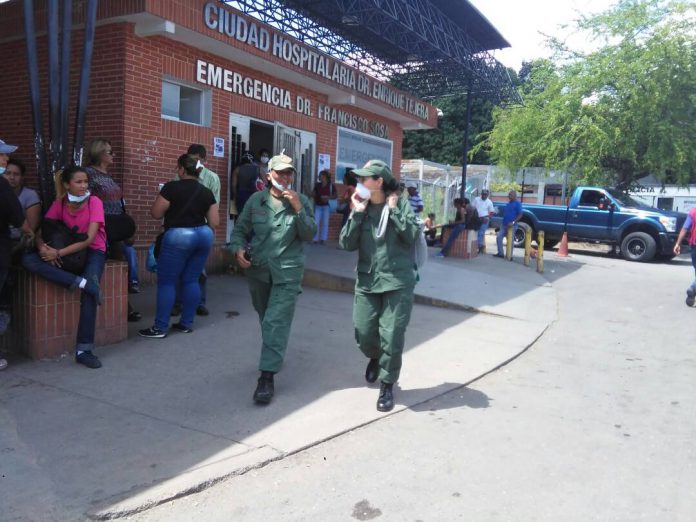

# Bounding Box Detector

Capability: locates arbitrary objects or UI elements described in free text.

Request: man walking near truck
[673,207,696,307]
[495,190,523,258]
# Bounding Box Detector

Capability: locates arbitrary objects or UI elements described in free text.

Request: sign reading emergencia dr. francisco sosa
[202,2,431,122]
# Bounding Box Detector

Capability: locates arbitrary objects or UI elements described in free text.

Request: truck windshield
[605,189,647,209]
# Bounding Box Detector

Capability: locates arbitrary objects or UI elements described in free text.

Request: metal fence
[401,159,487,223]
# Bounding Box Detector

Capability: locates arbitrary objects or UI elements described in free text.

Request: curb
[302,268,514,319]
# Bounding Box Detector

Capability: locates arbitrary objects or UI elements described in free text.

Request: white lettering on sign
[201,1,429,121]
[204,2,270,51]
[196,60,292,110]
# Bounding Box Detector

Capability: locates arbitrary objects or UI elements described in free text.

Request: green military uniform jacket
[339,195,420,293]
[230,189,316,284]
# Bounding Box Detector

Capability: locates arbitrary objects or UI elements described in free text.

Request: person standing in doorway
[673,207,696,307]
[495,190,523,258]
[339,160,420,412]
[473,189,495,253]
[230,152,316,405]
[231,152,259,216]
[312,169,334,244]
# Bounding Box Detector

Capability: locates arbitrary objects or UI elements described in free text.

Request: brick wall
[0,3,408,253]
[0,261,128,360]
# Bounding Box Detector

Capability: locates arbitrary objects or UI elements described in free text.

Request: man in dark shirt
[0,139,27,370]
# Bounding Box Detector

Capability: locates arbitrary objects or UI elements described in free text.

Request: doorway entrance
[228,113,316,240]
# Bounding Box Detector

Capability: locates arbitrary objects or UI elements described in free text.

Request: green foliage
[402,93,499,165]
[486,0,696,189]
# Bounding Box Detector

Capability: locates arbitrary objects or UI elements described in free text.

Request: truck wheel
[513,223,531,248]
[621,232,657,262]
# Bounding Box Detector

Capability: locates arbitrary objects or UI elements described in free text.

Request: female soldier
[339,160,420,412]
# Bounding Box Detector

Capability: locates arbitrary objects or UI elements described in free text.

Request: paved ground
[0,235,556,521]
[130,244,696,522]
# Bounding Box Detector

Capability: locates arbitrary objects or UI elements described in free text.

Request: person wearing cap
[405,181,424,215]
[339,159,420,412]
[230,152,317,405]
[473,189,495,253]
[0,139,26,370]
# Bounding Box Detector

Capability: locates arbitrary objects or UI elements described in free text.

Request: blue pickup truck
[491,186,687,262]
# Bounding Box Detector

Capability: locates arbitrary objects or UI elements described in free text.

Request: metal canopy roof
[223,0,521,105]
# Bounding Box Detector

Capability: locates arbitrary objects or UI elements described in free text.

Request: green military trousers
[353,286,415,384]
[247,277,302,373]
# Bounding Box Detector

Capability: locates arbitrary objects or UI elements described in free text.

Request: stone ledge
[0,261,128,360]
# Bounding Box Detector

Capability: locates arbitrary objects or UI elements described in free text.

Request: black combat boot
[365,358,379,383]
[376,382,394,412]
[253,371,275,404]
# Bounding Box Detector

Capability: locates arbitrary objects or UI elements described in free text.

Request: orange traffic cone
[556,231,569,257]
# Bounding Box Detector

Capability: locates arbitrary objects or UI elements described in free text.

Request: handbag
[41,219,88,275]
[105,199,136,243]
[105,213,136,243]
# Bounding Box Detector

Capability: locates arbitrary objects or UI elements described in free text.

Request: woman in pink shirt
[21,166,107,369]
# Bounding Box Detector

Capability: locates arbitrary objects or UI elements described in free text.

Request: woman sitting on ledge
[21,166,107,369]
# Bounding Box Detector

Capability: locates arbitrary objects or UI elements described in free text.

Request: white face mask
[0,167,5,175]
[67,190,91,203]
[355,183,371,200]
[260,156,269,164]
[270,174,288,192]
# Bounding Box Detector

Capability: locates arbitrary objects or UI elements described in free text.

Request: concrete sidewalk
[0,239,556,521]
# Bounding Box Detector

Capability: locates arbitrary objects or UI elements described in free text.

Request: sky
[467,0,618,71]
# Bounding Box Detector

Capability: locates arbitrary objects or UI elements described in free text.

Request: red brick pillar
[0,261,128,360]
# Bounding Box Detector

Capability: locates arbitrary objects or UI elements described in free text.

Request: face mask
[270,175,287,192]
[355,183,371,200]
[67,190,91,203]
[196,160,204,170]
[260,156,269,164]
[0,167,5,175]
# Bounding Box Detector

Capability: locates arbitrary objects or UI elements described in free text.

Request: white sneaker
[0,358,7,371]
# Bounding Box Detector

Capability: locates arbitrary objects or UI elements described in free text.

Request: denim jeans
[477,218,490,249]
[440,224,466,256]
[22,249,106,352]
[313,205,330,242]
[121,243,139,284]
[155,226,213,331]
[497,223,518,255]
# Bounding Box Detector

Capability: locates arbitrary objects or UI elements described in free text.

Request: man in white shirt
[473,189,495,253]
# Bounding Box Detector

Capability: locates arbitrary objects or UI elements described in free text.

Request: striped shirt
[408,192,424,214]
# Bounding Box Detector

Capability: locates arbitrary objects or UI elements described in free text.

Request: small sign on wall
[213,137,225,158]
[318,153,331,177]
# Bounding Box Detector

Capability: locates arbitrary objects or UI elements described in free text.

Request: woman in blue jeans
[139,154,219,338]
[21,166,107,368]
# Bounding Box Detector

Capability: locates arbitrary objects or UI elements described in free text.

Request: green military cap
[353,159,394,184]
[268,152,295,172]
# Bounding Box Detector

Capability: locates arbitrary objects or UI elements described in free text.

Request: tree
[402,93,498,166]
[486,0,696,189]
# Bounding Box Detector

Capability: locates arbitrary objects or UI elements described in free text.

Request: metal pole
[59,0,73,167]
[460,82,473,200]
[23,0,53,207]
[72,0,98,166]
[520,168,525,203]
[47,0,61,176]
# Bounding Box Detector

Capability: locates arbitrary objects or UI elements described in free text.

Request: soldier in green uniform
[230,152,317,404]
[339,160,420,412]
